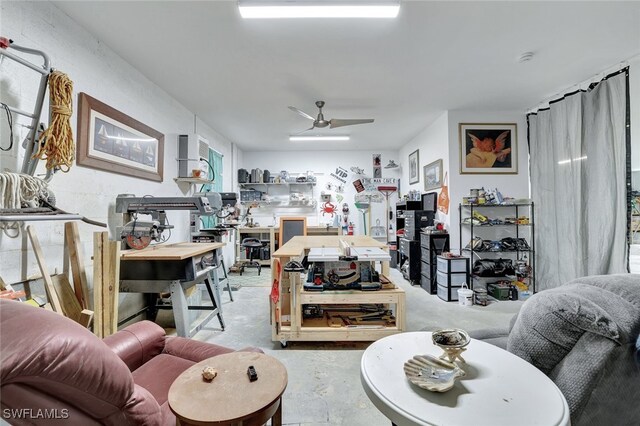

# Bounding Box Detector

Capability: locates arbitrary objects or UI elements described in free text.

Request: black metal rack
[459,202,536,294]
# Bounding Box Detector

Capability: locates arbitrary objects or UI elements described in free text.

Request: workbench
[236,226,340,266]
[271,236,405,346]
[119,242,225,338]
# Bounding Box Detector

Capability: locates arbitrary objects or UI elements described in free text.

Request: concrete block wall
[0,2,238,317]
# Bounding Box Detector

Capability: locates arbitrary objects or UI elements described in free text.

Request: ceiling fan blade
[329,118,374,129]
[293,126,315,135]
[288,106,315,121]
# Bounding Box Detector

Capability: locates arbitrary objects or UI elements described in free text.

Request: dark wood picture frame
[77,92,164,182]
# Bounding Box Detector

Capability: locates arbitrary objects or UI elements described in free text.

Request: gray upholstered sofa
[471,273,640,426]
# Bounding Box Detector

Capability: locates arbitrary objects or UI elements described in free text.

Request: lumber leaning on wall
[93,231,120,338]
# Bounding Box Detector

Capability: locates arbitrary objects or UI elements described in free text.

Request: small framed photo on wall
[423,159,443,191]
[459,123,517,174]
[409,149,420,184]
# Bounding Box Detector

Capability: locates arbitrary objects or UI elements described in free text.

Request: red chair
[0,299,261,425]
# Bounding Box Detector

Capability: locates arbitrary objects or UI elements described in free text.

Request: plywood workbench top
[272,236,386,258]
[120,242,225,260]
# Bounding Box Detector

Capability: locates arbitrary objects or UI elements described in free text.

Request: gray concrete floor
[190,268,522,426]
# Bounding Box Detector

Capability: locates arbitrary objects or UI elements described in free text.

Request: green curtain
[200,149,223,229]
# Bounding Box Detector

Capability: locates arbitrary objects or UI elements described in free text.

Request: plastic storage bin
[437,270,467,287]
[437,256,469,273]
[437,284,459,302]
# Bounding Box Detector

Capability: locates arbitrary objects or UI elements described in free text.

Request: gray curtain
[528,71,628,291]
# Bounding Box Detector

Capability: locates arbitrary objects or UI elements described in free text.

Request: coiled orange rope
[33,70,75,172]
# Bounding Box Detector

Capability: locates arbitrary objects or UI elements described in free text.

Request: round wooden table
[361,332,570,426]
[168,352,287,426]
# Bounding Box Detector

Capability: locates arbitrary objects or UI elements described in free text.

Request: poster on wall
[330,166,349,183]
[459,123,517,174]
[373,154,382,178]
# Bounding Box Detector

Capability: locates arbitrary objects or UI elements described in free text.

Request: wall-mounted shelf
[240,201,317,208]
[174,177,214,184]
[239,182,316,187]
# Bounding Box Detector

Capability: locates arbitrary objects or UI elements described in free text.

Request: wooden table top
[120,242,225,260]
[168,352,288,424]
[273,235,386,258]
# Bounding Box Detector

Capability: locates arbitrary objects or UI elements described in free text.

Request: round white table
[361,332,570,426]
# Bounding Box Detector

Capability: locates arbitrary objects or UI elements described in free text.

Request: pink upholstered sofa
[0,299,261,425]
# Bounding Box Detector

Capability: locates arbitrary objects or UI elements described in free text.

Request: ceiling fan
[288,101,374,134]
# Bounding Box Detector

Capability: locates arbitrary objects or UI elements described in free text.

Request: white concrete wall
[396,110,529,252]
[0,2,237,303]
[241,150,400,240]
[447,110,530,252]
[398,112,450,228]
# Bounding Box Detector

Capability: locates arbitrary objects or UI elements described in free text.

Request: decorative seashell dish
[403,354,466,392]
[432,328,471,363]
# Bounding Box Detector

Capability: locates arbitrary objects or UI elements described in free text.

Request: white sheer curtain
[528,71,629,291]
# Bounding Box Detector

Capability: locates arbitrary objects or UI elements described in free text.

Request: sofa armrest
[469,327,510,350]
[103,321,166,371]
[163,336,263,363]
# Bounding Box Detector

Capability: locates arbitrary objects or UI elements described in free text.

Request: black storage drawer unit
[436,255,470,302]
[419,233,450,294]
[399,238,421,284]
[404,210,435,241]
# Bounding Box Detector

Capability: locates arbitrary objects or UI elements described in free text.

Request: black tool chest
[399,237,421,284]
[403,210,434,240]
[420,232,450,294]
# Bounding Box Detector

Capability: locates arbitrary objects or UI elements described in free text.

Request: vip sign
[330,166,348,183]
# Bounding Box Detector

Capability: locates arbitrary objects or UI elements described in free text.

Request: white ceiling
[53,1,640,151]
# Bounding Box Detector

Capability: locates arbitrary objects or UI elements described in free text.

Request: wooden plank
[272,235,386,258]
[0,276,6,291]
[51,274,83,323]
[103,237,120,336]
[26,226,63,314]
[65,222,90,309]
[93,232,104,338]
[79,310,94,328]
[120,242,224,260]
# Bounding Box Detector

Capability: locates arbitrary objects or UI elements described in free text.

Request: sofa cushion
[507,284,622,374]
[132,354,195,406]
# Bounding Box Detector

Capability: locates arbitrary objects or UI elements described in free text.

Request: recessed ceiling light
[290,135,350,142]
[238,1,401,19]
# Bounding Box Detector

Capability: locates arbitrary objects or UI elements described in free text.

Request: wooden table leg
[272,397,282,426]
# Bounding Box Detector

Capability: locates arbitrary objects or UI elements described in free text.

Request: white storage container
[437,270,467,287]
[437,284,458,302]
[437,256,469,273]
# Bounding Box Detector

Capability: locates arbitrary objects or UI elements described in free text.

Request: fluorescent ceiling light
[238,1,400,19]
[290,135,350,142]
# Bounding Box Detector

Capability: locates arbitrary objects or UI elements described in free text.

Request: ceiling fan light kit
[290,136,350,142]
[238,1,401,19]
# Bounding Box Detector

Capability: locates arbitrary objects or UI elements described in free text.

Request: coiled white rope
[0,172,49,237]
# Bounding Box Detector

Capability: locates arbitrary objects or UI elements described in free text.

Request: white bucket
[457,285,473,307]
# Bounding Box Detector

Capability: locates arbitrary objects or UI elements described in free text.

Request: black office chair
[240,237,265,275]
